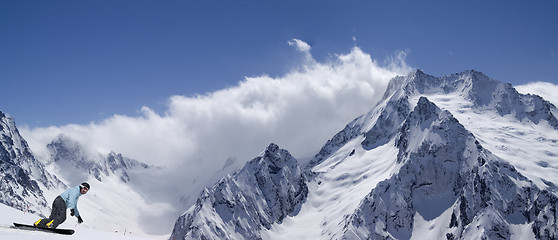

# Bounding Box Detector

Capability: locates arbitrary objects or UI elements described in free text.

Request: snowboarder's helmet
[81,182,90,190]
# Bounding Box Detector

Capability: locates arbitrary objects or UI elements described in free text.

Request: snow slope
[261,137,400,239]
[417,92,558,192]
[0,164,173,239]
[0,202,166,240]
[39,135,176,236]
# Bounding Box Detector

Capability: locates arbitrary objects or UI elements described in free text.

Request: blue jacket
[60,185,83,217]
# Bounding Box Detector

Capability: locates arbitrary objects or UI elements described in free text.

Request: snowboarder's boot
[33,219,42,227]
[46,220,55,229]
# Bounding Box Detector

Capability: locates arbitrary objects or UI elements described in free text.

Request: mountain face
[0,111,64,215]
[171,70,558,240]
[47,135,149,185]
[336,71,558,240]
[342,97,557,239]
[170,143,308,240]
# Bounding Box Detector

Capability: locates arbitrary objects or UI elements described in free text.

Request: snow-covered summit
[170,143,307,240]
[384,69,500,99]
[47,134,150,185]
[390,69,558,129]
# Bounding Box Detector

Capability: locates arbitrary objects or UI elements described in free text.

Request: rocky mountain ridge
[170,143,307,240]
[0,111,64,215]
[47,134,150,185]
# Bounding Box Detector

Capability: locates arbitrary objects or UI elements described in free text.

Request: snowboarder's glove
[77,216,83,224]
[70,209,75,216]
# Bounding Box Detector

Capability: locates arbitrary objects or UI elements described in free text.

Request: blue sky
[1,0,557,128]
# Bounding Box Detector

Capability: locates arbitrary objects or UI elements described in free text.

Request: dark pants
[37,196,66,228]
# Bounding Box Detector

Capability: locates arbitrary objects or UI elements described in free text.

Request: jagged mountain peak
[409,96,442,122]
[382,69,427,100]
[385,69,495,96]
[255,143,296,169]
[0,110,64,216]
[106,151,149,172]
[259,143,282,160]
[410,70,495,97]
[453,69,489,78]
[170,143,308,240]
[395,96,469,162]
[1,112,34,162]
[47,134,149,184]
[48,134,87,164]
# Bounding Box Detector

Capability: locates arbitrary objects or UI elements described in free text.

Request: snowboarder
[34,182,90,229]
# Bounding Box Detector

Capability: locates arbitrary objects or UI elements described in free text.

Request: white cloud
[20,40,413,217]
[288,38,311,53]
[287,38,313,64]
[516,81,558,108]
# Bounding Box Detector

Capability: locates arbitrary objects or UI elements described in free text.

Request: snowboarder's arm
[73,203,80,217]
[64,187,81,216]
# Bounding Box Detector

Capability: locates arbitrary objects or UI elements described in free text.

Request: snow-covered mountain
[0,202,161,240]
[170,143,307,240]
[47,134,150,185]
[0,111,65,216]
[341,96,556,239]
[171,70,558,239]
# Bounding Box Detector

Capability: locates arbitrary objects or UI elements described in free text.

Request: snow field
[262,137,400,239]
[0,201,166,240]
